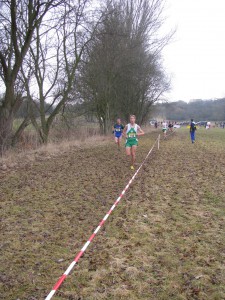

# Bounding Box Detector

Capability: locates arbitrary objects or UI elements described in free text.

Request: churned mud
[0,128,225,299]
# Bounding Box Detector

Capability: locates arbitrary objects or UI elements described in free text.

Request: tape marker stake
[45,135,160,300]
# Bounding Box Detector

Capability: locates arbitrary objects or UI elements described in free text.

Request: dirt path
[1,128,225,300]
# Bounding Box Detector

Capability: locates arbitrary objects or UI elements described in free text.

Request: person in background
[154,121,158,129]
[168,121,173,132]
[206,121,211,129]
[112,118,124,150]
[162,120,168,139]
[190,119,197,143]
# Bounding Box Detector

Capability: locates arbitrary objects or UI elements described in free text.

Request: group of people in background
[159,120,175,139]
[189,119,225,143]
[154,120,176,130]
[215,121,225,129]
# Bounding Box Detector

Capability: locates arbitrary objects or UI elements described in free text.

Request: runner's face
[130,116,135,124]
[117,119,121,124]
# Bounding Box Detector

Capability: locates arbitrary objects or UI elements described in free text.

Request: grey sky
[162,0,225,102]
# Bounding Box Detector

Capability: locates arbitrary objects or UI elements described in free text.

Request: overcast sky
[162,0,225,102]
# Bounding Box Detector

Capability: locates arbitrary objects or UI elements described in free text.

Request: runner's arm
[137,126,144,136]
[123,125,128,137]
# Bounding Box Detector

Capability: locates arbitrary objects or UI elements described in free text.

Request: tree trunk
[103,118,107,135]
[99,120,104,135]
[11,116,30,147]
[0,85,16,153]
[0,80,24,153]
[41,127,49,144]
[0,107,14,155]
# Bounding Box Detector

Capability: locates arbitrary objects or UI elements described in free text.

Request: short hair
[191,119,193,122]
[130,115,136,118]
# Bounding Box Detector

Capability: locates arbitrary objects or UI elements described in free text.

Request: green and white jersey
[162,122,168,130]
[126,123,140,140]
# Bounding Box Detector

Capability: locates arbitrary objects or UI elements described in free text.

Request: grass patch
[0,127,225,299]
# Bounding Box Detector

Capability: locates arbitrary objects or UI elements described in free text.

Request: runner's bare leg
[126,146,132,164]
[131,145,137,166]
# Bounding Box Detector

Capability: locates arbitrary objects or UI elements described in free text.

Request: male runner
[162,120,168,139]
[123,115,144,170]
[112,118,124,149]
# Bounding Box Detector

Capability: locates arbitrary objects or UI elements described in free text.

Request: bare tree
[20,0,104,144]
[0,0,64,153]
[78,0,173,133]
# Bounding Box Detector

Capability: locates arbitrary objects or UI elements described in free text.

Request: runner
[206,121,211,130]
[112,118,124,149]
[123,115,144,170]
[162,120,168,139]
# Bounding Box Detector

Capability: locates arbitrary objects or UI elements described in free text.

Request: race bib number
[128,133,135,138]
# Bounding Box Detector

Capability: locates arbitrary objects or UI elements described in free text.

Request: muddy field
[0,128,225,300]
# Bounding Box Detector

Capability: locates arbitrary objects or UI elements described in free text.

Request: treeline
[153,98,225,121]
[0,0,172,153]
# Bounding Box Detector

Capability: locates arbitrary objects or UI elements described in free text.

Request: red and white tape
[45,134,160,300]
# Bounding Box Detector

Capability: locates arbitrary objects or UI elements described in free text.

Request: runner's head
[129,115,136,125]
[116,118,121,124]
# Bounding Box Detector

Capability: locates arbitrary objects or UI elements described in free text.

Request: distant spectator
[162,120,168,139]
[190,119,197,144]
[168,121,173,132]
[154,121,158,129]
[206,121,211,129]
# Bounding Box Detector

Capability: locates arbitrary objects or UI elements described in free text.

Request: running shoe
[131,165,134,170]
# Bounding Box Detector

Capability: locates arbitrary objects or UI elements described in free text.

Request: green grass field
[0,127,225,299]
